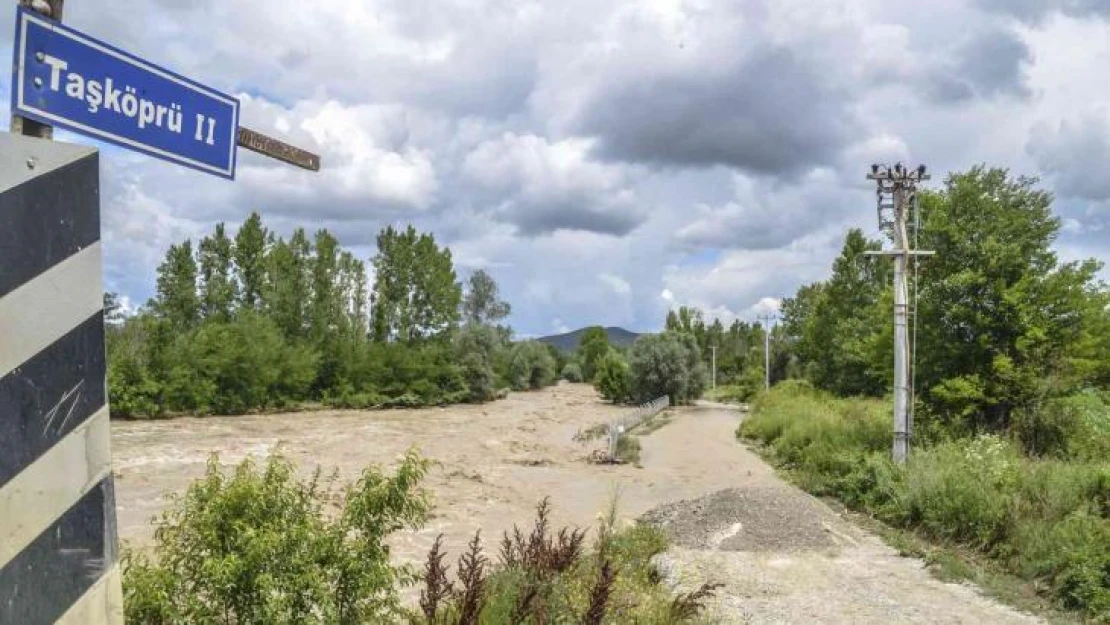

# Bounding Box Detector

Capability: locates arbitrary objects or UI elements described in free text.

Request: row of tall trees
[778,166,1110,438]
[106,214,547,417]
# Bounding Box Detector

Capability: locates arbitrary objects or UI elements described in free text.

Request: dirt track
[111,384,1042,623]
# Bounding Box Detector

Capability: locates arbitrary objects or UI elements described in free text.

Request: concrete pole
[764,327,770,390]
[892,186,911,464]
[710,345,717,389]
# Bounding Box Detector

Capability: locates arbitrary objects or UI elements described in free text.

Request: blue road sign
[11,7,240,179]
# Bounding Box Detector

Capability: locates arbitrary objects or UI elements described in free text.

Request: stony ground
[111,385,1044,623]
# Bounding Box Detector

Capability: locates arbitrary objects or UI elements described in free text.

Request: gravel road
[638,402,1043,625]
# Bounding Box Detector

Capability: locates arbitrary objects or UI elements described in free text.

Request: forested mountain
[537,326,640,352]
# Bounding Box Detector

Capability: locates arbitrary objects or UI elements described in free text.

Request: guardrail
[607,395,670,461]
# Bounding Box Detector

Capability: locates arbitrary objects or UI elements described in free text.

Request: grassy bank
[737,381,1110,621]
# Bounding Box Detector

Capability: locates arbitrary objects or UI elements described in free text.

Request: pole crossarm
[863,250,936,256]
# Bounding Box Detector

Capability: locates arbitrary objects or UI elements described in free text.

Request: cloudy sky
[3,0,1108,336]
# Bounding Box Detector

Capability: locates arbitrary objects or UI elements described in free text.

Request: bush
[900,436,1022,549]
[509,340,558,391]
[627,332,707,404]
[562,362,584,383]
[594,351,632,403]
[1013,391,1110,460]
[453,323,504,402]
[168,313,319,414]
[122,450,431,623]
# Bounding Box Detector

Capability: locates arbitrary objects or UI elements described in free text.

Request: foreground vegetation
[739,382,1110,620]
[107,215,561,417]
[123,451,718,624]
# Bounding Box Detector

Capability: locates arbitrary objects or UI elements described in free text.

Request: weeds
[615,434,642,465]
[415,498,718,624]
[421,535,453,623]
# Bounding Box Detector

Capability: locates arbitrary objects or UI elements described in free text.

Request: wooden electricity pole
[866,163,932,464]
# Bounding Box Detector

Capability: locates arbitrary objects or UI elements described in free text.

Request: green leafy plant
[122,450,430,624]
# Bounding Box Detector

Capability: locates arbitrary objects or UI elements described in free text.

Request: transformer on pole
[865,163,933,464]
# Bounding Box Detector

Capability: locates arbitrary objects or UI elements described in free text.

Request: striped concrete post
[0,133,123,623]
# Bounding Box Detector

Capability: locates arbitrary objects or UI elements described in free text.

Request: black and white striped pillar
[0,133,123,624]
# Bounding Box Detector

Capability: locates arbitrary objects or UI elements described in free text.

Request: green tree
[197,223,238,322]
[577,326,610,382]
[103,291,126,326]
[509,340,558,390]
[152,240,199,331]
[264,229,311,339]
[627,332,707,404]
[665,306,707,353]
[461,269,511,327]
[797,229,890,396]
[371,226,461,343]
[594,350,632,403]
[453,323,503,402]
[916,166,1107,430]
[561,362,584,383]
[164,312,318,414]
[234,211,268,310]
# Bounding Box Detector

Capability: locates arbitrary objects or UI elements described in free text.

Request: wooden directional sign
[237,126,320,172]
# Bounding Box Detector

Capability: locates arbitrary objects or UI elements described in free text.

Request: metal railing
[607,395,670,461]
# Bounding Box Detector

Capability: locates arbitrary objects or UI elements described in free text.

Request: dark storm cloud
[575,45,857,176]
[923,27,1032,103]
[977,0,1110,24]
[1027,112,1110,201]
[504,200,644,237]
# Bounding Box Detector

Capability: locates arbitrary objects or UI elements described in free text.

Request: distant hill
[536,326,642,352]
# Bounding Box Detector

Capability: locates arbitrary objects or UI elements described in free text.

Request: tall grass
[738,382,1110,621]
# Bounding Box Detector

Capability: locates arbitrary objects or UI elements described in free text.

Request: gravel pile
[640,487,847,552]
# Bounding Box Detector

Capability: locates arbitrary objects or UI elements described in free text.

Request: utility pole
[710,344,717,389]
[757,314,777,390]
[866,163,933,464]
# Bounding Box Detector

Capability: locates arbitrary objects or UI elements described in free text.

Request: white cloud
[462,133,644,235]
[598,273,633,296]
[1,0,1107,336]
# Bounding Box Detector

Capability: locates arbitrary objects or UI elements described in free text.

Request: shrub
[1013,391,1110,460]
[577,326,610,382]
[627,332,707,404]
[509,340,558,391]
[562,362,584,383]
[122,450,431,623]
[454,323,504,402]
[594,351,632,404]
[415,499,718,624]
[900,436,1022,549]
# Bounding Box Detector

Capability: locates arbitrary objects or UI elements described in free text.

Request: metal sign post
[3,2,320,622]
